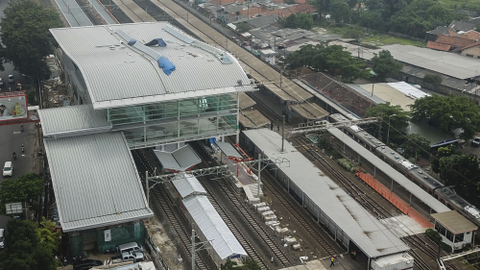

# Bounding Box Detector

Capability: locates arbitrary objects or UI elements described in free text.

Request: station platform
[356,171,433,229]
[380,215,426,238]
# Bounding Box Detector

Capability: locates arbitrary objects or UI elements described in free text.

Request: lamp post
[387,114,396,144]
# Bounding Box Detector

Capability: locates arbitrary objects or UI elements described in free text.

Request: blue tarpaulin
[157,56,176,75]
[145,38,167,47]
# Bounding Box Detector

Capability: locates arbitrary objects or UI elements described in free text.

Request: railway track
[289,135,465,270]
[191,142,294,269]
[132,150,214,270]
[290,135,398,219]
[260,172,342,258]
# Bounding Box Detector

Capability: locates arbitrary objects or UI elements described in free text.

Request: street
[0,123,39,183]
[0,0,38,185]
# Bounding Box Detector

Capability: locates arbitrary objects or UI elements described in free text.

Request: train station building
[39,22,256,256]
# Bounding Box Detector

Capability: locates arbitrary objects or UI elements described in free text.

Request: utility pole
[191,229,212,270]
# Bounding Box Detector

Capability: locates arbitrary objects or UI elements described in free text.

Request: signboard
[104,229,112,242]
[5,202,23,214]
[0,94,28,122]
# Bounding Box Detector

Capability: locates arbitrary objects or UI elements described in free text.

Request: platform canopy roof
[432,210,478,234]
[38,105,111,138]
[243,129,410,259]
[50,22,255,110]
[153,145,201,172]
[44,132,153,232]
[172,174,207,199]
[183,195,247,260]
[215,141,243,159]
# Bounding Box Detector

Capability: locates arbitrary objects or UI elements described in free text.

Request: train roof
[328,128,450,214]
[244,129,410,258]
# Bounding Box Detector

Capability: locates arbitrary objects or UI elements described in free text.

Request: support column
[236,92,240,144]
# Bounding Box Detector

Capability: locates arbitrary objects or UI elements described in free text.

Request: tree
[0,173,44,215]
[37,217,61,252]
[438,154,480,207]
[370,50,402,81]
[0,0,63,81]
[400,134,430,159]
[423,74,442,85]
[330,0,351,23]
[0,219,59,270]
[410,95,480,140]
[235,22,251,33]
[285,43,370,82]
[365,103,410,143]
[283,13,314,29]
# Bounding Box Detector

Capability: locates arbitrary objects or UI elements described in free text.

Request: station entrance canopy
[153,145,202,172]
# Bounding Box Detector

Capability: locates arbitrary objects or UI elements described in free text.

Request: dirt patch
[143,217,185,270]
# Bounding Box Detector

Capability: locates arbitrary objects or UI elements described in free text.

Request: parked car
[0,78,4,86]
[3,161,13,177]
[117,242,143,254]
[73,259,103,270]
[0,228,5,249]
[7,75,14,84]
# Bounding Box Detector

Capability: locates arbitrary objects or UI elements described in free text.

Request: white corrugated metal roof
[50,22,255,110]
[183,195,247,259]
[154,145,201,171]
[38,105,111,137]
[44,132,153,232]
[328,128,450,214]
[172,174,207,198]
[215,141,242,159]
[380,44,480,80]
[243,129,410,258]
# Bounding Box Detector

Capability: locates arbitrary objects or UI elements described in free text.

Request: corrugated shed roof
[239,109,270,128]
[427,41,452,51]
[44,132,153,232]
[380,44,480,80]
[287,102,329,120]
[458,30,480,41]
[455,40,480,52]
[38,105,111,137]
[50,22,255,110]
[432,211,477,234]
[172,174,207,198]
[243,129,410,258]
[328,128,450,214]
[183,195,247,259]
[215,141,242,159]
[153,145,201,171]
[435,35,475,48]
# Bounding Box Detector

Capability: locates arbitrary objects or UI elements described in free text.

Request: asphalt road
[0,0,37,184]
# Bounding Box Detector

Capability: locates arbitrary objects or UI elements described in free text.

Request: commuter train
[328,113,480,227]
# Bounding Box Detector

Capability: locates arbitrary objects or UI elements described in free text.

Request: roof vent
[237,79,243,86]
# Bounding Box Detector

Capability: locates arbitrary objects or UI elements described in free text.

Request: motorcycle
[20,124,24,132]
[13,152,16,160]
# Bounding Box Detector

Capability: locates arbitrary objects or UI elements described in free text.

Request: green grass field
[325,26,427,47]
[362,33,427,47]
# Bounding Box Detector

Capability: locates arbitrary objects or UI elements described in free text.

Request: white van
[117,242,144,262]
[117,242,143,254]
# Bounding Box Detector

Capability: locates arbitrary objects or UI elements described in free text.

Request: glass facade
[107,95,238,147]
